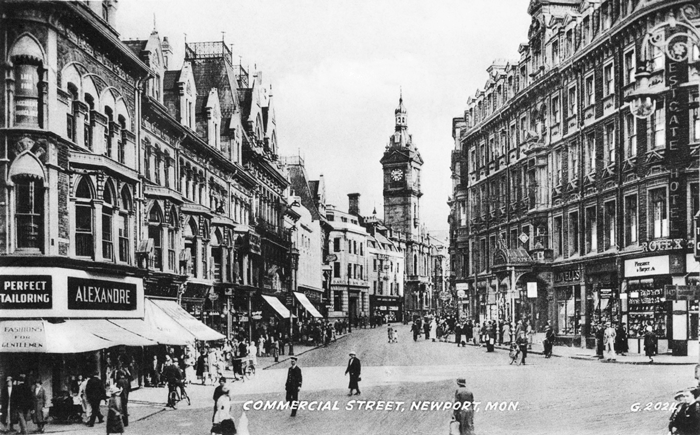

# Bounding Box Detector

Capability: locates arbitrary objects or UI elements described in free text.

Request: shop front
[370,295,403,323]
[623,254,685,355]
[551,266,583,347]
[585,259,620,338]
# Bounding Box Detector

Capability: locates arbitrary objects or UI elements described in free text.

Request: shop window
[15,178,44,252]
[557,286,579,335]
[148,205,163,269]
[624,195,638,246]
[75,178,94,257]
[627,277,669,338]
[649,188,668,239]
[102,182,114,261]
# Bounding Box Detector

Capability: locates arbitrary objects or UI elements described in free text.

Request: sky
[117,0,532,238]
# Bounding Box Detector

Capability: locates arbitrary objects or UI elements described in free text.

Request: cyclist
[162,358,185,408]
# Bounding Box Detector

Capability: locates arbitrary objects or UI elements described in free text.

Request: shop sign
[527,282,538,298]
[67,277,137,311]
[599,288,613,299]
[0,276,52,310]
[641,239,685,253]
[554,269,580,283]
[624,256,669,278]
[248,231,261,255]
[455,283,469,291]
[457,289,466,299]
[664,285,700,301]
[665,56,689,239]
[1,321,45,351]
[628,288,664,311]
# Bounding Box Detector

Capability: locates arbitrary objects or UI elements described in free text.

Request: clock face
[391,169,404,182]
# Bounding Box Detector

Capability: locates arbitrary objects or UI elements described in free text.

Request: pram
[50,391,83,423]
[508,344,521,365]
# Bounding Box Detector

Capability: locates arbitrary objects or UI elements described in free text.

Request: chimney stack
[348,193,360,216]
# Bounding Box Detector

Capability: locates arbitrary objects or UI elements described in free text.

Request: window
[583,17,590,44]
[85,94,94,150]
[604,201,616,250]
[585,132,596,174]
[602,3,611,30]
[604,123,615,165]
[15,178,44,252]
[510,124,517,149]
[624,195,638,246]
[585,206,597,254]
[651,104,666,148]
[75,178,94,257]
[333,262,340,278]
[347,264,352,279]
[117,116,126,164]
[568,86,577,117]
[373,258,377,271]
[148,206,163,270]
[649,188,668,239]
[102,184,114,261]
[691,92,700,143]
[119,187,131,263]
[360,243,364,256]
[553,149,562,186]
[333,237,341,252]
[552,40,560,65]
[651,43,664,71]
[569,141,579,180]
[569,211,579,256]
[552,96,560,124]
[102,1,109,21]
[14,62,41,128]
[623,113,637,159]
[691,184,700,236]
[566,30,573,57]
[553,216,563,258]
[168,211,177,271]
[604,63,614,96]
[624,49,636,84]
[479,239,486,272]
[585,74,595,106]
[104,107,113,158]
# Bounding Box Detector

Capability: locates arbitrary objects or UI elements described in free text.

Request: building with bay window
[449,0,700,356]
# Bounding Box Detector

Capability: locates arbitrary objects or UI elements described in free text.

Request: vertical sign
[15,64,39,126]
[666,53,689,239]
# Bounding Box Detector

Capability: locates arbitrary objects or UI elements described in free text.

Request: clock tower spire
[380,94,423,237]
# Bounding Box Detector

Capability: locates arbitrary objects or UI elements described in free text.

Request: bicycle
[508,345,521,365]
[167,381,191,408]
[243,359,256,379]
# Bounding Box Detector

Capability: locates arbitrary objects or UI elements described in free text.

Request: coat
[31,385,47,424]
[285,366,302,392]
[13,382,33,413]
[644,331,657,357]
[454,386,475,435]
[345,357,361,389]
[85,376,105,403]
[106,395,125,434]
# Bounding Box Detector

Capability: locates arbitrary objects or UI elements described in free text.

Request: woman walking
[31,378,47,433]
[211,385,236,435]
[502,322,511,346]
[644,325,657,363]
[106,385,125,435]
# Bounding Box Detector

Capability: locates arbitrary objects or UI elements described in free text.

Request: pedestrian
[668,389,700,435]
[644,325,657,363]
[486,321,496,352]
[411,321,420,342]
[615,322,628,356]
[31,378,47,433]
[105,385,124,435]
[13,374,31,435]
[196,350,207,385]
[603,322,616,361]
[430,318,437,342]
[393,327,399,343]
[212,377,227,422]
[345,351,362,396]
[595,323,605,359]
[526,321,534,350]
[498,319,504,346]
[387,325,394,343]
[115,371,130,427]
[455,322,463,347]
[285,357,302,417]
[502,322,511,346]
[211,384,236,435]
[1,376,14,433]
[150,356,161,387]
[515,331,528,365]
[423,319,430,340]
[451,378,475,435]
[271,337,279,362]
[79,373,91,423]
[543,323,555,358]
[85,372,106,427]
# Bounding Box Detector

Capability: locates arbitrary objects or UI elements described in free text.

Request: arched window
[184,218,198,277]
[75,177,94,257]
[104,106,114,158]
[10,153,45,252]
[168,207,178,271]
[148,204,163,269]
[119,187,132,263]
[85,94,95,150]
[202,221,210,279]
[117,115,126,164]
[212,228,224,281]
[66,83,79,141]
[102,181,115,261]
[10,35,45,128]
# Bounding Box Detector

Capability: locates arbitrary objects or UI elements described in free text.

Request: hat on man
[290,356,298,361]
[349,351,356,356]
[108,385,122,396]
[456,378,466,387]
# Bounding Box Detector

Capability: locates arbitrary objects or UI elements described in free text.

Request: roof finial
[400,86,402,103]
[153,13,156,31]
[221,31,226,42]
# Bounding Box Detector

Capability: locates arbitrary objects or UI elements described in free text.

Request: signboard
[455,283,469,292]
[67,277,137,311]
[527,282,538,298]
[624,256,669,278]
[248,231,261,255]
[599,288,613,299]
[1,321,45,351]
[665,285,700,301]
[0,276,52,310]
[519,233,529,244]
[15,64,39,126]
[457,289,466,299]
[0,267,143,318]
[641,238,685,253]
[554,269,581,283]
[324,254,338,263]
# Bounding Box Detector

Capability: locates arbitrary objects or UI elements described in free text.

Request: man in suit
[453,378,475,435]
[85,372,105,427]
[1,376,14,433]
[345,351,361,396]
[13,374,32,435]
[31,378,47,433]
[115,370,130,427]
[285,357,302,417]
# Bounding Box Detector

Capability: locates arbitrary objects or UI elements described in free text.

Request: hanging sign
[527,282,538,298]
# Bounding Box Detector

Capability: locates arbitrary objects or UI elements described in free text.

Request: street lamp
[289,246,300,356]
[625,4,700,360]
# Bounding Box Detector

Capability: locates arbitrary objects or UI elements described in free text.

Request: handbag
[449,419,461,435]
[358,377,362,382]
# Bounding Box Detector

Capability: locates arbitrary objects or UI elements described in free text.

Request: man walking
[604,322,617,361]
[285,357,302,417]
[345,351,362,396]
[85,372,105,427]
[452,378,475,435]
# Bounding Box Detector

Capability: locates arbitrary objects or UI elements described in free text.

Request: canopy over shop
[294,292,323,318]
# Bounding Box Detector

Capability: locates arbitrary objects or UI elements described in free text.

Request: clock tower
[381,95,424,237]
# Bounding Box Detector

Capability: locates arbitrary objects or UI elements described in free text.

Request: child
[392,327,399,343]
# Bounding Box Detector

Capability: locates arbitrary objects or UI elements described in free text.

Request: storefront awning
[262,295,293,319]
[151,299,225,342]
[72,319,156,347]
[293,292,323,318]
[111,299,195,345]
[0,320,112,353]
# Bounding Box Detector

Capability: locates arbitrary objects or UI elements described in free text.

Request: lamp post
[289,246,299,356]
[626,4,700,360]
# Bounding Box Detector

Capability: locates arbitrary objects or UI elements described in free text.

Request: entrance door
[349,297,358,325]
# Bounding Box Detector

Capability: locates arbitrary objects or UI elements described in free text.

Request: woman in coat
[502,323,511,346]
[196,350,207,385]
[615,322,628,356]
[31,378,47,433]
[211,385,236,435]
[106,385,125,435]
[430,319,438,343]
[643,326,657,363]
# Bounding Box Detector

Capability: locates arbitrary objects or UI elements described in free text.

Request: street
[91,325,695,435]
